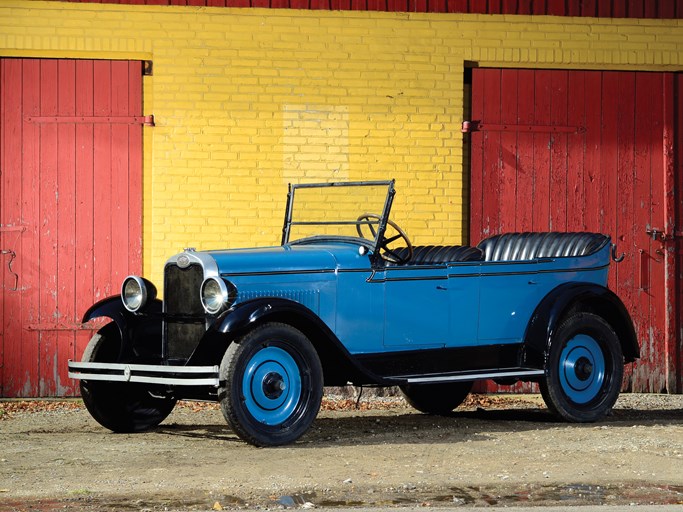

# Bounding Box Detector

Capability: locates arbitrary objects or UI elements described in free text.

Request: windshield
[282,181,395,247]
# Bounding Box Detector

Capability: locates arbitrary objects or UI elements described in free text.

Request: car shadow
[155,422,242,442]
[154,405,683,447]
[303,406,683,447]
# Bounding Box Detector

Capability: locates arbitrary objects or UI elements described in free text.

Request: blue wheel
[241,346,302,426]
[558,335,606,404]
[219,323,323,446]
[541,313,623,422]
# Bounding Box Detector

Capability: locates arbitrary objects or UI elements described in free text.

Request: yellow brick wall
[2,1,683,286]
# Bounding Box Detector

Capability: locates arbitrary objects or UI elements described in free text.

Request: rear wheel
[540,312,623,422]
[80,323,177,432]
[219,323,323,447]
[400,381,473,415]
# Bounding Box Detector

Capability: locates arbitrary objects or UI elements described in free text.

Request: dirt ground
[1,392,682,511]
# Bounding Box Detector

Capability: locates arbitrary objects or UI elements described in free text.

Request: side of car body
[68,181,638,446]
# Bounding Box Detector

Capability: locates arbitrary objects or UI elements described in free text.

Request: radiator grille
[163,263,206,360]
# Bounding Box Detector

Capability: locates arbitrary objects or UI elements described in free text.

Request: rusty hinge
[26,323,81,331]
[462,120,585,134]
[25,115,155,126]
[25,322,106,331]
[0,225,27,233]
[24,318,110,331]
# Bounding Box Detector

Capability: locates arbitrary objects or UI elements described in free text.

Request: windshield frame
[280,180,396,252]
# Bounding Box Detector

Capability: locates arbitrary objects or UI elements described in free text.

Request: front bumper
[68,361,219,387]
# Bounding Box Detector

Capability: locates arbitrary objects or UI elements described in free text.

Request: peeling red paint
[0,59,143,398]
[469,69,681,393]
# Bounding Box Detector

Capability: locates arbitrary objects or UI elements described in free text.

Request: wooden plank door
[468,68,678,393]
[0,59,143,397]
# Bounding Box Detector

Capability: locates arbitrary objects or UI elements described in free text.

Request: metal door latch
[1,249,18,291]
[645,228,675,242]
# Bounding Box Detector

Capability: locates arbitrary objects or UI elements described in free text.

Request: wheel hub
[263,372,286,399]
[242,346,302,425]
[559,334,606,404]
[574,357,593,381]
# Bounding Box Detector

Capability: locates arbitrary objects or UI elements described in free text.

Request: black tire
[540,312,624,422]
[218,322,323,447]
[80,323,177,433]
[400,381,473,415]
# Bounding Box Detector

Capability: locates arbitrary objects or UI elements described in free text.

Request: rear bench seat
[387,232,609,266]
[476,232,610,262]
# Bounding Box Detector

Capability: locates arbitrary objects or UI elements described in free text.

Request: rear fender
[81,296,163,361]
[523,283,639,368]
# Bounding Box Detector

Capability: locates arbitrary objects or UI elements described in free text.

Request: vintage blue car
[69,180,638,446]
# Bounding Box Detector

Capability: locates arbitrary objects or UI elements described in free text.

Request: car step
[392,368,545,384]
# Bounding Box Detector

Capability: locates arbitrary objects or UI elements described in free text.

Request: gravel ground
[1,393,682,511]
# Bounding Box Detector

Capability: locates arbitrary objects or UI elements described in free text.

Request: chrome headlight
[200,277,235,315]
[121,276,157,313]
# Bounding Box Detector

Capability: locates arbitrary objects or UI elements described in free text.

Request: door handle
[639,249,649,291]
[1,249,18,291]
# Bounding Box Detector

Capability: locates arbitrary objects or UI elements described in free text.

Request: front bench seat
[388,245,484,265]
[477,232,610,262]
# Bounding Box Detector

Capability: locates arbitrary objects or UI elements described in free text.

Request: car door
[381,266,449,348]
[477,260,551,343]
[445,262,481,347]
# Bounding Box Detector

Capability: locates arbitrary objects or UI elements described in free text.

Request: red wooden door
[0,59,143,397]
[468,68,679,393]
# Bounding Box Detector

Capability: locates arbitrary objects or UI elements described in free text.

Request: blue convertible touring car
[69,180,638,446]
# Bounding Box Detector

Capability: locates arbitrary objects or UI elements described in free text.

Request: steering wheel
[356,213,414,264]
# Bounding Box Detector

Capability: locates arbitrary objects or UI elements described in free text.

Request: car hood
[204,243,369,275]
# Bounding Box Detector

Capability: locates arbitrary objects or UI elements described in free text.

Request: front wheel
[219,323,323,447]
[400,381,473,415]
[80,323,177,432]
[540,312,624,422]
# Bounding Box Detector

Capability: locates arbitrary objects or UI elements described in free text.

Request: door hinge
[26,115,155,126]
[0,225,27,233]
[25,322,103,331]
[462,120,585,134]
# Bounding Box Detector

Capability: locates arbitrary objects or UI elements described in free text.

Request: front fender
[522,282,639,368]
[214,298,329,336]
[187,298,333,365]
[81,295,163,361]
[187,298,383,386]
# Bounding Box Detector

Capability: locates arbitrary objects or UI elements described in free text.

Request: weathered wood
[468,68,678,392]
[0,58,143,397]
[57,59,77,396]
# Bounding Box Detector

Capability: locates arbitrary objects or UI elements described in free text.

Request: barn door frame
[666,73,683,393]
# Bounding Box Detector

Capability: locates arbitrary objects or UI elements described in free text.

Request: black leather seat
[476,232,610,262]
[389,245,484,265]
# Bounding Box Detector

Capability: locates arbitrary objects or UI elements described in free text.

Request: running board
[394,368,545,385]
